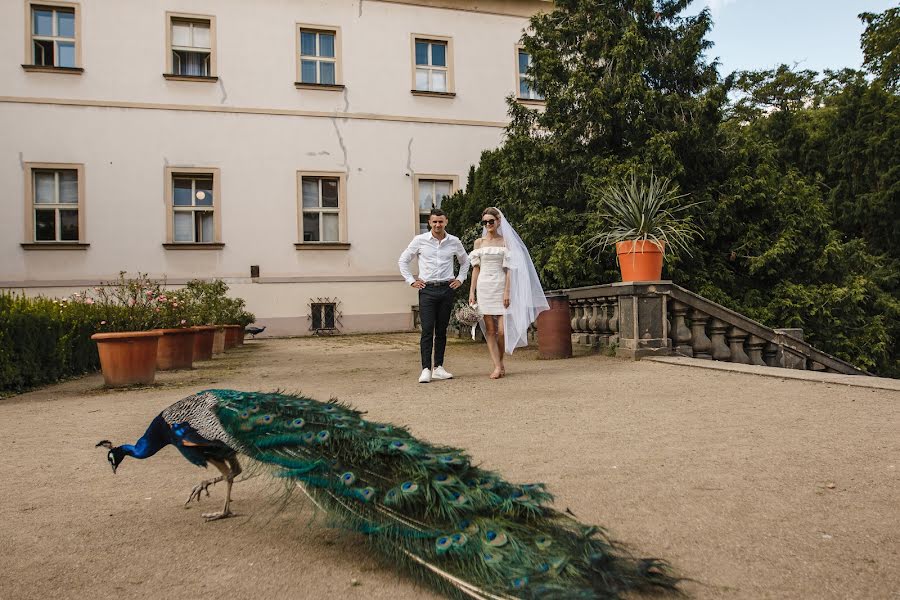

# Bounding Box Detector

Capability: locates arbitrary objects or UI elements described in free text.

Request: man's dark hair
[429,208,447,218]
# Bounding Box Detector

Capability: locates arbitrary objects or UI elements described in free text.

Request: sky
[686,0,897,75]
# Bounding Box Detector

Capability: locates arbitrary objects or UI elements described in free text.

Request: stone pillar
[587,301,603,347]
[616,292,672,360]
[578,300,591,344]
[689,309,712,359]
[537,295,573,360]
[670,300,693,357]
[726,326,750,364]
[746,335,767,366]
[708,318,731,362]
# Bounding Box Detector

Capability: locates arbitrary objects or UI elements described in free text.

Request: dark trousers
[419,285,455,370]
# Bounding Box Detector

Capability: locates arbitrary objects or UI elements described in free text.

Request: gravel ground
[0,334,897,600]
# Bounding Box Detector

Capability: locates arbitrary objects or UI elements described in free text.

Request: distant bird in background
[244,325,266,338]
[98,389,681,599]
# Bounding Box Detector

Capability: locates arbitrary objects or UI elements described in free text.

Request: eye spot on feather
[375,425,392,433]
[301,432,315,444]
[433,473,455,486]
[435,536,453,552]
[290,418,305,428]
[239,411,250,420]
[484,530,508,547]
[478,478,496,490]
[384,489,399,503]
[459,520,479,534]
[340,472,356,486]
[316,430,330,443]
[450,492,468,506]
[400,481,418,494]
[256,414,274,425]
[482,552,502,564]
[535,535,552,550]
[511,577,528,590]
[355,487,375,502]
[537,563,550,574]
[248,404,260,413]
[451,533,467,546]
[389,440,409,451]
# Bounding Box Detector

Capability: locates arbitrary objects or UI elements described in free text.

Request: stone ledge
[643,356,900,391]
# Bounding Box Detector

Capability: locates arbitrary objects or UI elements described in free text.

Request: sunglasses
[481,219,496,226]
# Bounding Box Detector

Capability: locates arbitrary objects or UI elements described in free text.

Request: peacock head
[95,440,125,474]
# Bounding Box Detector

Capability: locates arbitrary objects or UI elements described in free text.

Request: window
[24,164,84,243]
[299,174,341,242]
[26,2,79,69]
[164,168,221,245]
[166,13,216,79]
[310,303,336,331]
[415,176,455,234]
[296,25,342,87]
[412,35,454,95]
[517,47,544,101]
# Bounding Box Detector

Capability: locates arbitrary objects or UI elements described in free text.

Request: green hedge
[0,294,102,394]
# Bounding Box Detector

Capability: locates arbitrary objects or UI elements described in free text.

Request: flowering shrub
[0,273,255,394]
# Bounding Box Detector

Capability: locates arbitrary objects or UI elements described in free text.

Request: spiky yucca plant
[587,173,703,260]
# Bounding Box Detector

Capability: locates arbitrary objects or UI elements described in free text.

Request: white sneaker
[418,368,432,383]
[432,366,453,380]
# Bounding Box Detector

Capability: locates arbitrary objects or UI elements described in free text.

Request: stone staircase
[554,281,868,376]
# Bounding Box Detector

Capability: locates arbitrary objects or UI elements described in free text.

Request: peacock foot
[185,478,220,505]
[201,509,234,521]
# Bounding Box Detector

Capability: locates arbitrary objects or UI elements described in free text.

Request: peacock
[98,389,681,599]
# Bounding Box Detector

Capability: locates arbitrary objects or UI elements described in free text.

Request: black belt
[424,280,452,287]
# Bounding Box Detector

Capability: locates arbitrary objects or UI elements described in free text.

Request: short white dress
[470,245,511,315]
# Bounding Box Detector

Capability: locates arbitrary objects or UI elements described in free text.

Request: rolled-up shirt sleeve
[398,238,419,285]
[454,238,471,283]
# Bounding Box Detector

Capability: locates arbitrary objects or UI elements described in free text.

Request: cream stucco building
[0,0,548,335]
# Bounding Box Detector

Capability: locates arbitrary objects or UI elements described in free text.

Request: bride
[468,207,549,379]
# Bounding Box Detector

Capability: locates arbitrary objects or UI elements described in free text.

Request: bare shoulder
[473,238,483,249]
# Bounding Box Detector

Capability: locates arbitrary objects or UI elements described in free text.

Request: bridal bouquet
[454,303,481,327]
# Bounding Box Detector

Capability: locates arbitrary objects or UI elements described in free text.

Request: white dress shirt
[398,231,471,285]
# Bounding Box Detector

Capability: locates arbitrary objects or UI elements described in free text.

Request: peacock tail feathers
[201,389,680,599]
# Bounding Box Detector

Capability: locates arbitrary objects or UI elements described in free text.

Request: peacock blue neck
[121,415,172,459]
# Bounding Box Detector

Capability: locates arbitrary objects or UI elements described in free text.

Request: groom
[398,209,470,383]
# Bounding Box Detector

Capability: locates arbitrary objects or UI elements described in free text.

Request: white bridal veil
[482,209,549,354]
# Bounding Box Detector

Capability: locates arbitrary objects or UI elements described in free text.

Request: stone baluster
[688,309,712,359]
[608,300,619,346]
[569,301,580,345]
[708,318,731,361]
[670,300,693,357]
[596,298,611,347]
[746,335,768,366]
[586,301,601,346]
[726,326,751,364]
[763,342,779,367]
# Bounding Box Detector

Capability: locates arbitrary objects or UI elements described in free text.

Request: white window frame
[296,171,348,246]
[413,175,457,235]
[24,1,81,70]
[164,167,222,245]
[411,35,455,95]
[296,25,342,87]
[516,45,544,102]
[23,162,85,244]
[165,12,217,80]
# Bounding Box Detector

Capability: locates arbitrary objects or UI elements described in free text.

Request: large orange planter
[616,240,664,282]
[154,328,195,371]
[223,325,242,350]
[91,331,162,387]
[192,326,217,361]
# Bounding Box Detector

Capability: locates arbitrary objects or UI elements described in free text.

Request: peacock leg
[201,457,239,521]
[185,471,225,505]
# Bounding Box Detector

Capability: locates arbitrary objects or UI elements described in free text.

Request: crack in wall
[218,79,228,104]
[330,118,350,178]
[406,137,415,177]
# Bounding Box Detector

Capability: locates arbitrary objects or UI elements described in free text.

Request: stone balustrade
[552,281,868,376]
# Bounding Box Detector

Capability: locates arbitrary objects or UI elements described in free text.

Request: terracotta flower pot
[536,295,573,360]
[616,240,665,282]
[154,328,195,371]
[212,326,226,355]
[192,326,217,361]
[91,331,162,387]
[223,325,242,350]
